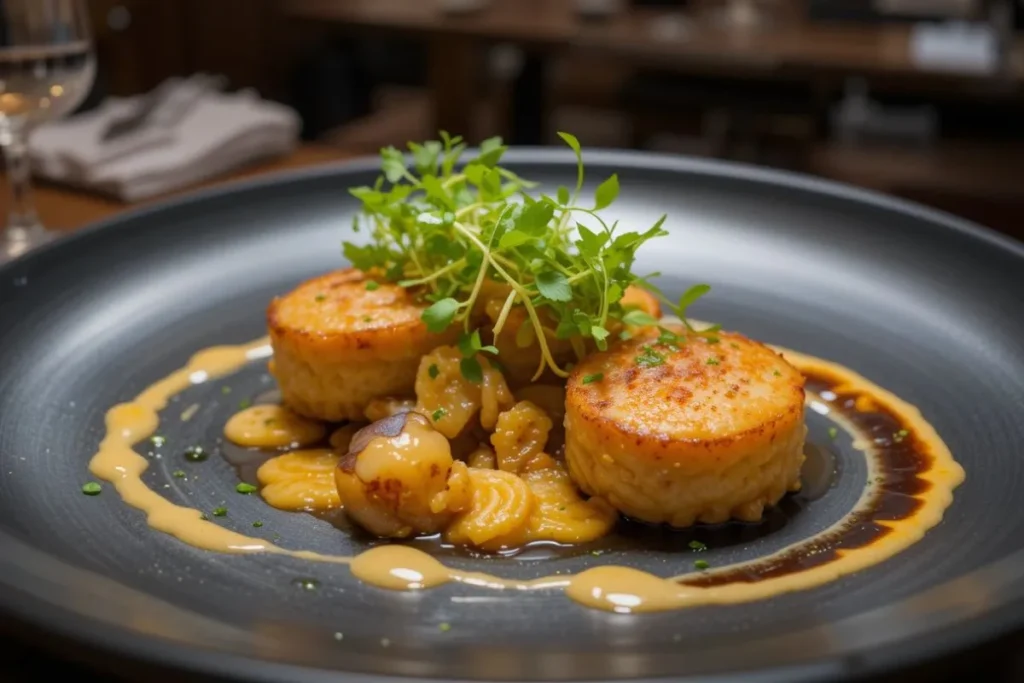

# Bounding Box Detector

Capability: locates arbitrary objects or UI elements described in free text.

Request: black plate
[1,150,1023,683]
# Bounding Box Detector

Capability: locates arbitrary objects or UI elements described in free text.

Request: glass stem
[1,123,43,241]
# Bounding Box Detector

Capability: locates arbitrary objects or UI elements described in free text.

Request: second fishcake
[267,268,458,421]
[564,328,806,527]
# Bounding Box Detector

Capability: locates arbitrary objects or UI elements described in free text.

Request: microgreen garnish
[236,483,258,494]
[456,329,498,383]
[344,132,710,380]
[582,373,603,385]
[212,506,227,517]
[635,345,665,368]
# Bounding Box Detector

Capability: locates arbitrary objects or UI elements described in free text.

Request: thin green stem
[398,259,466,287]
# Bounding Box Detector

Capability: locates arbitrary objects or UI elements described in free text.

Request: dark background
[79,0,1024,238]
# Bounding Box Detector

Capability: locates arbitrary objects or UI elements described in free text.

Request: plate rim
[1,148,1022,682]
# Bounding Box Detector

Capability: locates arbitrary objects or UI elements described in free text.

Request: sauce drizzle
[87,338,964,613]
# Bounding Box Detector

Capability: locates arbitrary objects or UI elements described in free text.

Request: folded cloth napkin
[29,73,300,202]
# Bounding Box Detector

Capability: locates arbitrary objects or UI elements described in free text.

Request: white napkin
[29,74,300,202]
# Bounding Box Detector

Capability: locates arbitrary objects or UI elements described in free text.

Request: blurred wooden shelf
[807,139,1024,199]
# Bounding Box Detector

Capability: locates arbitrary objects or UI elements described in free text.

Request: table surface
[8,144,354,234]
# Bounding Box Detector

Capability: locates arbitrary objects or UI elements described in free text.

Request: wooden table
[4,144,354,234]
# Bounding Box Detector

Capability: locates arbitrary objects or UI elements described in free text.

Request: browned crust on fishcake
[267,268,449,360]
[566,328,805,462]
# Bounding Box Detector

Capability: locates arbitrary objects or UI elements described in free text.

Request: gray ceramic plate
[1,150,1023,682]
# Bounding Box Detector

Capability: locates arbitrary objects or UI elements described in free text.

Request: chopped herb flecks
[828,426,838,440]
[428,363,440,380]
[236,483,258,494]
[212,506,227,517]
[694,560,710,570]
[81,482,102,496]
[432,408,447,422]
[635,345,665,368]
[582,373,603,385]
[688,540,707,552]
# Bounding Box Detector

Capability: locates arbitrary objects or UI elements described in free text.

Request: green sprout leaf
[622,310,658,327]
[422,298,459,333]
[676,284,711,318]
[536,270,572,302]
[460,357,484,384]
[594,174,619,210]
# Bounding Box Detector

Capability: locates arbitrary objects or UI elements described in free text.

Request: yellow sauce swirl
[88,337,964,613]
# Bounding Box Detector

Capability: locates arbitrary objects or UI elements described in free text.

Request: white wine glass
[0,0,95,264]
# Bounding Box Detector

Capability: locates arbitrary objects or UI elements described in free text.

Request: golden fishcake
[267,268,459,421]
[565,328,807,527]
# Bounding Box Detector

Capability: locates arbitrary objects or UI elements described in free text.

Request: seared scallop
[267,268,458,421]
[564,327,806,527]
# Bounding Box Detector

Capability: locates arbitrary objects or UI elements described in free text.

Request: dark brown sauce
[685,368,931,587]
